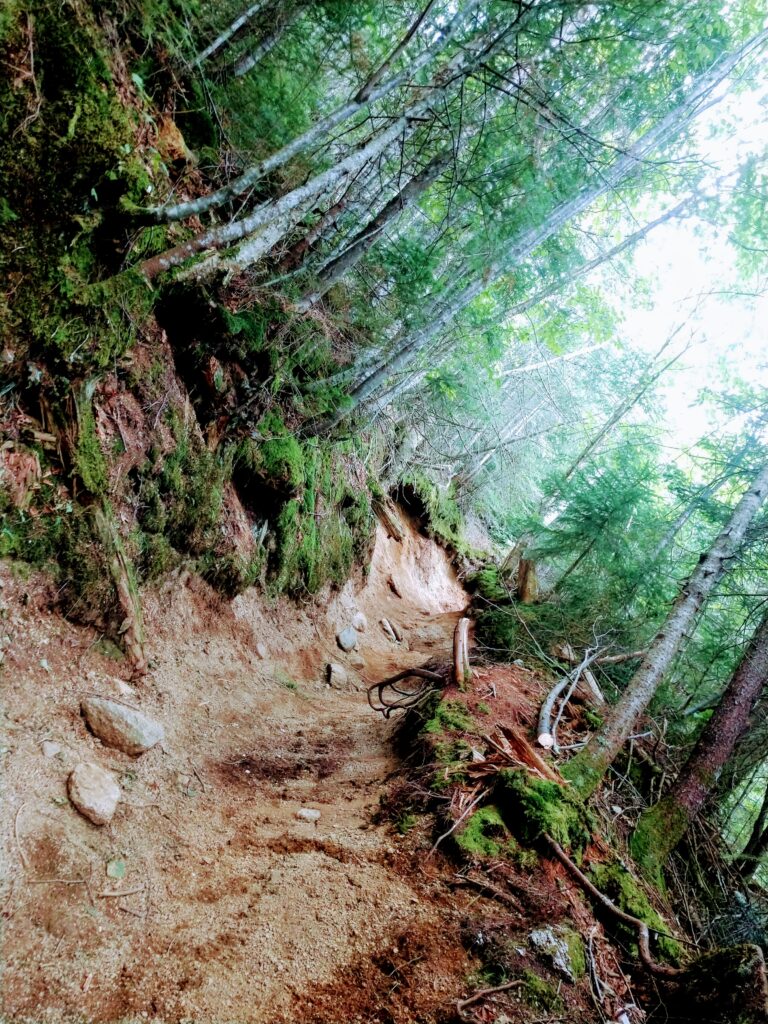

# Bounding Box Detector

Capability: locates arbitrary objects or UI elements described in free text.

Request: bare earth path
[0,518,469,1022]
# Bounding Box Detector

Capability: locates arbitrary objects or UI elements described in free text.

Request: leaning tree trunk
[563,460,768,799]
[736,783,768,879]
[295,148,453,310]
[232,1,302,77]
[314,38,759,432]
[193,0,270,65]
[631,609,768,881]
[132,0,484,224]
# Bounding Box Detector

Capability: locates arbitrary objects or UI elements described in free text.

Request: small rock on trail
[81,696,164,755]
[68,762,121,825]
[336,626,359,652]
[326,663,348,689]
[296,807,321,822]
[352,611,367,632]
[41,740,62,758]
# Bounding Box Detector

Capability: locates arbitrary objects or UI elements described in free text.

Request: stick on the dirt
[544,834,684,978]
[457,978,524,1014]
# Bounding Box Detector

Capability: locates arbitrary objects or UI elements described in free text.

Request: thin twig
[457,978,524,1014]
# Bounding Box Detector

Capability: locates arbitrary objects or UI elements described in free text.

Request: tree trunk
[355,0,439,102]
[631,609,768,880]
[232,2,302,77]
[563,460,768,798]
[134,0,485,224]
[193,0,270,65]
[295,148,453,309]
[138,115,412,279]
[314,37,759,431]
[736,783,768,879]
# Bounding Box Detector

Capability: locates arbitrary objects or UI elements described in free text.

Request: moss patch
[499,769,593,856]
[455,805,513,859]
[589,861,682,963]
[423,699,476,735]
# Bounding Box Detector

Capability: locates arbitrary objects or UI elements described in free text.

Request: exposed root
[544,834,684,978]
[453,616,472,687]
[456,978,524,1016]
[367,667,444,718]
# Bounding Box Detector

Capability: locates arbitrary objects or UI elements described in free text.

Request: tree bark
[563,460,768,799]
[295,148,453,309]
[193,0,270,66]
[134,0,484,224]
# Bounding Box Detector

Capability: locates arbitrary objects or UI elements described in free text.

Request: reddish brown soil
[0,519,480,1023]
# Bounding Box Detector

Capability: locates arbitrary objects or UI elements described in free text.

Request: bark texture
[564,461,768,799]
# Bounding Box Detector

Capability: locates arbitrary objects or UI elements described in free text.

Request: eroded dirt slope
[1,516,471,1023]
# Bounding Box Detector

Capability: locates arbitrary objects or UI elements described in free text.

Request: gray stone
[512,658,525,668]
[296,807,321,822]
[349,652,365,669]
[351,611,367,633]
[255,642,268,659]
[81,696,164,756]
[380,618,398,643]
[327,663,348,689]
[41,740,62,758]
[529,925,584,982]
[336,627,359,652]
[68,762,120,825]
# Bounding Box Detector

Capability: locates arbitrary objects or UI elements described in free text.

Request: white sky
[604,72,768,456]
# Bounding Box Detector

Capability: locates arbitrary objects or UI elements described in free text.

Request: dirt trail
[1,516,469,1022]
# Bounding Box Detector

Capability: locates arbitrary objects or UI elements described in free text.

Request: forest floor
[1,514,501,1023]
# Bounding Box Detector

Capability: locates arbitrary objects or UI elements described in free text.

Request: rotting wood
[453,616,472,687]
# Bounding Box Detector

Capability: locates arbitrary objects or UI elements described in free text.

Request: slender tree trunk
[133,0,484,224]
[312,33,765,431]
[193,0,270,66]
[502,195,695,323]
[355,0,439,101]
[295,149,453,309]
[631,609,768,879]
[138,115,412,279]
[232,2,302,77]
[736,783,768,878]
[563,461,768,798]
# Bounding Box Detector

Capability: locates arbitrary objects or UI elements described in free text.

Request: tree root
[366,667,444,718]
[544,834,683,978]
[456,979,524,1016]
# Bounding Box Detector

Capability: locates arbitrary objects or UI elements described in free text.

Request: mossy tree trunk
[563,460,768,799]
[631,608,768,881]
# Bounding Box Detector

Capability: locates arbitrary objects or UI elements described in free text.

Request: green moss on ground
[521,970,565,1013]
[423,699,476,735]
[589,861,682,963]
[469,565,510,603]
[499,769,593,856]
[455,806,512,859]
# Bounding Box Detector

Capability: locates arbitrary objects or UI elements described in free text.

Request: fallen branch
[544,835,683,978]
[457,979,524,1015]
[538,648,601,749]
[453,616,472,687]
